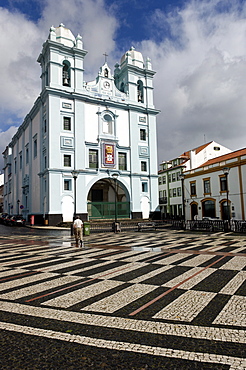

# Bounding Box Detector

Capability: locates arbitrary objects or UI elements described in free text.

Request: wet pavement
[0,225,245,369]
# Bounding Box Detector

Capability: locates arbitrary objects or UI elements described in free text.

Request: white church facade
[3,24,159,225]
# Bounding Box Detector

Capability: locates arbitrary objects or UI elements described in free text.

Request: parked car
[0,213,8,224]
[3,214,12,225]
[9,215,26,226]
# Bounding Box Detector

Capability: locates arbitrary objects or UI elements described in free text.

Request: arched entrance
[87,178,130,219]
[190,202,198,220]
[202,199,216,218]
[220,200,230,220]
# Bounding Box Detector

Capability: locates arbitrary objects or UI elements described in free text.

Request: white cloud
[0,126,19,171]
[0,0,118,133]
[139,0,246,162]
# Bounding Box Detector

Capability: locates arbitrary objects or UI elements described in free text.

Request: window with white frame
[140,128,146,141]
[64,179,71,191]
[89,149,98,169]
[141,161,147,171]
[102,114,113,135]
[64,154,71,167]
[142,182,148,192]
[63,117,71,131]
[118,152,127,171]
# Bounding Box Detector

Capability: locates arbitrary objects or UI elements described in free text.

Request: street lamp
[112,173,119,232]
[222,167,230,221]
[17,199,20,216]
[179,173,185,221]
[71,170,79,220]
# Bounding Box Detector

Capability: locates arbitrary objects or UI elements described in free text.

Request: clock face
[103,81,110,89]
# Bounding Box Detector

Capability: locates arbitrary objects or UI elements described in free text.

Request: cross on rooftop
[103,52,108,63]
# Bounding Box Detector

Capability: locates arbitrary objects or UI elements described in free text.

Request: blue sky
[1,0,246,170]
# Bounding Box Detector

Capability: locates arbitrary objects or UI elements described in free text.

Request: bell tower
[114,47,155,108]
[37,24,87,93]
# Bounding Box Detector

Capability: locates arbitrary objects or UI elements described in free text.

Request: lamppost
[112,173,119,232]
[17,199,20,216]
[71,170,79,220]
[179,173,185,221]
[222,167,230,221]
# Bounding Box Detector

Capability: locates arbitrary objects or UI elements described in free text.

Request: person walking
[73,216,84,247]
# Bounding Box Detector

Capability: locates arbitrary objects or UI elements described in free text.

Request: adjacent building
[183,148,246,221]
[3,24,159,225]
[158,141,231,219]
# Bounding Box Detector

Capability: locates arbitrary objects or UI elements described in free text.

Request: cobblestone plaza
[0,229,245,369]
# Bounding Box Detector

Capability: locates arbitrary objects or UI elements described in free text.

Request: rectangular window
[14,158,17,174]
[34,139,37,158]
[203,179,211,194]
[220,176,227,192]
[142,182,148,192]
[173,188,177,197]
[64,179,71,191]
[63,117,71,131]
[177,187,181,196]
[140,129,146,141]
[168,174,171,182]
[26,147,29,165]
[158,177,162,185]
[64,154,71,167]
[19,152,22,170]
[89,149,98,169]
[141,161,147,171]
[163,190,167,197]
[172,173,176,182]
[159,190,163,198]
[163,176,166,184]
[118,152,127,171]
[44,119,47,133]
[190,182,196,196]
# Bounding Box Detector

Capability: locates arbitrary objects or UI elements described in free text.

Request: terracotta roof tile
[198,147,246,167]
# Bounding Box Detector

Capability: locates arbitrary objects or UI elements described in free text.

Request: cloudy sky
[1,0,246,171]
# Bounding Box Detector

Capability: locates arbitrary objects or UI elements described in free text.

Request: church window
[89,150,98,169]
[26,146,29,165]
[33,139,37,158]
[64,154,71,167]
[64,179,71,191]
[142,182,148,192]
[120,82,125,92]
[141,161,147,172]
[137,80,144,103]
[19,152,22,170]
[140,129,146,141]
[102,114,113,135]
[63,117,71,131]
[62,61,70,86]
[118,152,127,171]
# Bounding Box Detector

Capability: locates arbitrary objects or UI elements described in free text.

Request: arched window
[102,114,113,134]
[62,61,70,86]
[137,80,144,102]
[104,68,108,77]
